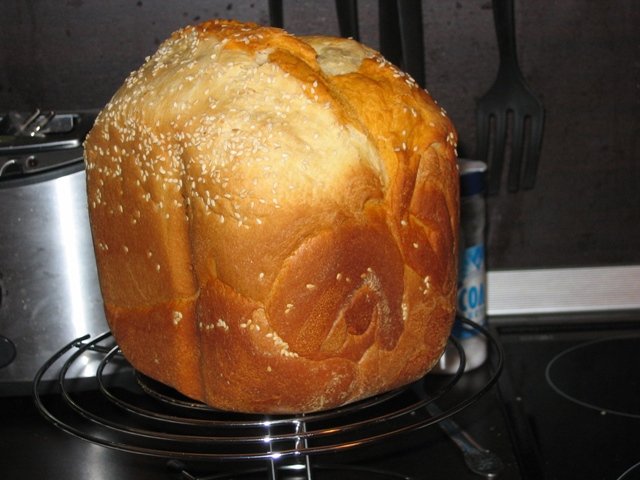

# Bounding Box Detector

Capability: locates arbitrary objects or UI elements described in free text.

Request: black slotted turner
[476,0,545,194]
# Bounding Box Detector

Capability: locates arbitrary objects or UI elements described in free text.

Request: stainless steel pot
[0,111,107,394]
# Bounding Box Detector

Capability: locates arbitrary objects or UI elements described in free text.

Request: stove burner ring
[33,317,503,478]
[545,335,640,419]
[617,460,640,480]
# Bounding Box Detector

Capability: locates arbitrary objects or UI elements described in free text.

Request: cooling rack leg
[303,454,313,480]
[299,418,313,480]
[296,420,312,480]
[267,458,278,480]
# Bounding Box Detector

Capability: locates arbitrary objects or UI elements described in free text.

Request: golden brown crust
[84,19,459,413]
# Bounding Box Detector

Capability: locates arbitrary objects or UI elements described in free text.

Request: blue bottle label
[454,244,486,339]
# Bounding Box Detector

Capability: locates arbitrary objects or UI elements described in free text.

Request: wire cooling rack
[33,317,503,479]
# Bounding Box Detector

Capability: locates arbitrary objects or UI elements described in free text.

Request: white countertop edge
[487,265,640,316]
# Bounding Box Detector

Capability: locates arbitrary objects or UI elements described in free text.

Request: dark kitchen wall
[1,0,638,270]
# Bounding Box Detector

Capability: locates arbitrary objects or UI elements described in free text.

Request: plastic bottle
[434,159,488,374]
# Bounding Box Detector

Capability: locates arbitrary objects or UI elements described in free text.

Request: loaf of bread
[84,19,459,413]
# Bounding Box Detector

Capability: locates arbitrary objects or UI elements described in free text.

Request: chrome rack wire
[33,317,503,480]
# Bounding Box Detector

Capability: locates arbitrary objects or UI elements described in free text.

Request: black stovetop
[495,315,640,480]
[2,315,639,480]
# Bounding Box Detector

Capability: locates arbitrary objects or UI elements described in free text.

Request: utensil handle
[335,0,360,41]
[438,416,482,453]
[378,0,403,68]
[493,0,519,69]
[397,0,425,88]
[268,0,284,28]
